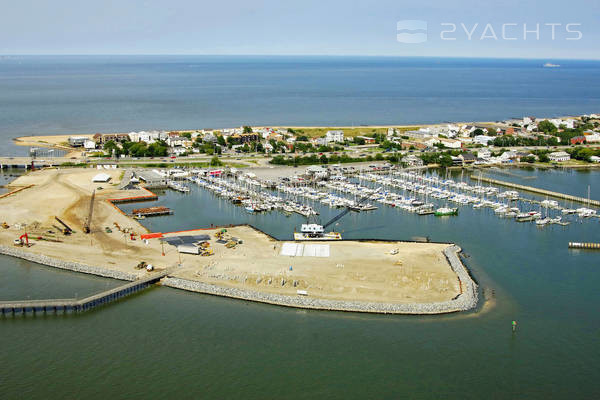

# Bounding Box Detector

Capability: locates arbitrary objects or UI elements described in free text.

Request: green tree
[243,126,253,133]
[537,120,558,134]
[210,155,223,166]
[471,128,485,137]
[217,135,226,146]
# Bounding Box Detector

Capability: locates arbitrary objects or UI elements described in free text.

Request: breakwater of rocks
[0,245,138,281]
[1,244,478,315]
[163,245,478,315]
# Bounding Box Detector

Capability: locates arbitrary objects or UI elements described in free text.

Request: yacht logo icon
[397,20,428,43]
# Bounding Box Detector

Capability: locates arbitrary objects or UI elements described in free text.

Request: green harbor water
[1,168,600,399]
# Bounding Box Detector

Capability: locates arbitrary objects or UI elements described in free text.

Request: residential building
[548,151,571,162]
[355,136,376,144]
[439,138,462,149]
[325,130,344,143]
[403,155,423,167]
[83,140,97,150]
[68,136,89,147]
[570,136,586,145]
[473,135,496,146]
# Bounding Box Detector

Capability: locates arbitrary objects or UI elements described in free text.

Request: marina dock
[470,175,600,207]
[132,206,173,217]
[568,242,600,250]
[0,269,172,315]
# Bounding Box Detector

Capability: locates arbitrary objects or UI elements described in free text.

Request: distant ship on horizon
[543,62,561,68]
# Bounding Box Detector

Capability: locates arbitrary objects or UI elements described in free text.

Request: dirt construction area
[0,168,461,305]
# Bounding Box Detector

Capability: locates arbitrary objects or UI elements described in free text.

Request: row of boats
[162,168,597,226]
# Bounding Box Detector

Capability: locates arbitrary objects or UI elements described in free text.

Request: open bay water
[2,168,600,399]
[2,55,600,155]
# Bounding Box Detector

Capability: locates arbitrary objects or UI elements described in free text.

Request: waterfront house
[325,130,345,143]
[548,151,571,162]
[402,155,424,167]
[477,149,492,159]
[590,156,600,163]
[458,152,477,165]
[68,136,89,147]
[84,140,96,150]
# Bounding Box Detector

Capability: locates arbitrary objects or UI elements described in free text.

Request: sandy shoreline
[0,167,478,314]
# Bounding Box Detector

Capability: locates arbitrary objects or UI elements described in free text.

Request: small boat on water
[535,217,551,226]
[515,211,541,222]
[434,207,458,216]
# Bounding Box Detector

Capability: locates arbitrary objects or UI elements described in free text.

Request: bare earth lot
[0,168,461,306]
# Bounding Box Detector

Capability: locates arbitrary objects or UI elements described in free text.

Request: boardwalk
[0,268,174,315]
[471,175,600,207]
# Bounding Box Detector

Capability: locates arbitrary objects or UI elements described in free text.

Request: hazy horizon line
[1,54,599,62]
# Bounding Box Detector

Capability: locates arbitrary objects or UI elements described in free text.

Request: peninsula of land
[0,167,477,314]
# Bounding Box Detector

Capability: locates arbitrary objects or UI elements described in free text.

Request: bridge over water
[0,268,174,316]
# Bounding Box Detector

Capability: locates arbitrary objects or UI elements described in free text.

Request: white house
[83,140,97,150]
[167,136,188,147]
[590,156,600,163]
[403,155,424,167]
[325,130,344,143]
[583,132,600,143]
[478,149,492,159]
[68,136,89,147]
[548,151,571,162]
[439,138,462,149]
[473,135,496,146]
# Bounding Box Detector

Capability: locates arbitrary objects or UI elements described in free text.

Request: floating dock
[471,175,600,207]
[568,242,600,250]
[132,206,173,217]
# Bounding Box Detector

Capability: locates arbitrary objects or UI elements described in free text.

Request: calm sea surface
[1,167,600,399]
[1,56,600,155]
[1,57,600,399]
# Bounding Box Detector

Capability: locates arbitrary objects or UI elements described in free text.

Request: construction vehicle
[135,261,148,270]
[13,233,30,247]
[215,229,229,240]
[2,222,9,229]
[54,217,73,235]
[200,248,214,256]
[83,190,95,234]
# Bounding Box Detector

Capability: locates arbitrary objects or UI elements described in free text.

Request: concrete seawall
[162,245,478,315]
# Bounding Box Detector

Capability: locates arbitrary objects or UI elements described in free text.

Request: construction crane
[54,216,73,235]
[296,187,382,240]
[321,186,382,230]
[83,189,95,234]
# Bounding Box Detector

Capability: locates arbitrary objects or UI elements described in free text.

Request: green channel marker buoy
[512,320,517,332]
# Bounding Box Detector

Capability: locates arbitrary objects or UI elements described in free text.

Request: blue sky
[1,0,599,59]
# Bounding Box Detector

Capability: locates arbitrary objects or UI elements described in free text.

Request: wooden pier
[0,269,172,316]
[470,175,600,207]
